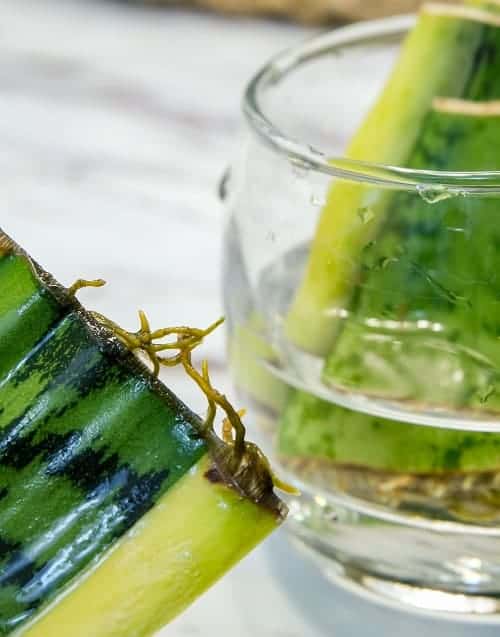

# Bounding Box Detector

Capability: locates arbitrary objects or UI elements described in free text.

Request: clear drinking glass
[222,15,500,617]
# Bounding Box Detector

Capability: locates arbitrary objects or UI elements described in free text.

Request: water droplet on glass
[267,63,282,85]
[357,206,375,224]
[362,240,377,252]
[290,157,312,180]
[218,167,231,202]
[310,194,326,207]
[416,184,453,204]
[479,385,496,405]
[380,256,398,269]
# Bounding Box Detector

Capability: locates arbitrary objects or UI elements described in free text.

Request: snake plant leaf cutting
[0,229,287,637]
[276,1,500,519]
[286,1,500,357]
[287,0,500,409]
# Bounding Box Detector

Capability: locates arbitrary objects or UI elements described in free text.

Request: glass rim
[243,13,500,195]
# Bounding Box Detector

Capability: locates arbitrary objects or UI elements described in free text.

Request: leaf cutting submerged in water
[275,1,500,520]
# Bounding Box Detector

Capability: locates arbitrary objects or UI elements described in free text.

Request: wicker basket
[144,0,447,22]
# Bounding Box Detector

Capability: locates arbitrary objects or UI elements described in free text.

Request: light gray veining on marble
[2,2,499,635]
[1,0,309,382]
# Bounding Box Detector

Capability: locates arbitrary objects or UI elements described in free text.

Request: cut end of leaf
[433,97,500,116]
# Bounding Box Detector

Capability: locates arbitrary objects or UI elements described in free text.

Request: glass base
[288,530,500,622]
[281,483,500,623]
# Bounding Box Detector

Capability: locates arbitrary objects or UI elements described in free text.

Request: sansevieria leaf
[0,229,287,637]
[277,1,500,519]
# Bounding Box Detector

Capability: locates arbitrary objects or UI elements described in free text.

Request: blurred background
[3,1,493,637]
[137,0,440,22]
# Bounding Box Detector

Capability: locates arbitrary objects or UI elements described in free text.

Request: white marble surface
[2,1,499,635]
